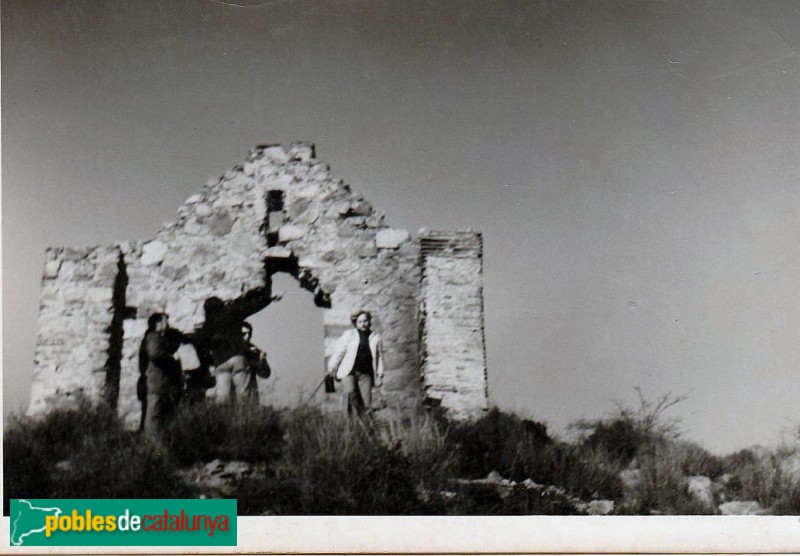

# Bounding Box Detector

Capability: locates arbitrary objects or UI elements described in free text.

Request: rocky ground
[176,447,800,515]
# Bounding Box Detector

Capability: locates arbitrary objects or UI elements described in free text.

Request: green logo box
[10,499,237,546]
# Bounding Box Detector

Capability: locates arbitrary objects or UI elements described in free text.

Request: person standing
[240,321,271,404]
[327,310,385,417]
[139,312,184,434]
[193,286,280,404]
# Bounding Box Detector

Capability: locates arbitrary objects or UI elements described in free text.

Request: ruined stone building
[30,143,488,427]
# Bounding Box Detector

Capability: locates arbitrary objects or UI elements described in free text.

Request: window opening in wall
[266,190,285,247]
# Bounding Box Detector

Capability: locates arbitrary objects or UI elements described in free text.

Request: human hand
[375,375,383,388]
[271,290,286,302]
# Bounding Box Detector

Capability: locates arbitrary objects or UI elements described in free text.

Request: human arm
[227,285,284,322]
[185,329,215,368]
[164,327,188,352]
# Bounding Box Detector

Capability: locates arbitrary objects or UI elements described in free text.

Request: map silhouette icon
[10,499,62,546]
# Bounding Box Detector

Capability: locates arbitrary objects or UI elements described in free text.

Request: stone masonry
[419,231,489,418]
[30,143,489,427]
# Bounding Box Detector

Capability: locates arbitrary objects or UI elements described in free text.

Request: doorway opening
[247,272,325,407]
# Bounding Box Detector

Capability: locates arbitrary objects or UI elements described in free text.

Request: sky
[5,0,800,454]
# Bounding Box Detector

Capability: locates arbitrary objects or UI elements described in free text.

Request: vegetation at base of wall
[164,402,284,466]
[3,400,193,514]
[5,392,800,515]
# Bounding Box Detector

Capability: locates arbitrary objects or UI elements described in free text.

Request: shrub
[675,441,726,479]
[621,441,716,515]
[772,481,800,514]
[572,389,686,462]
[720,447,800,513]
[580,418,644,463]
[567,389,721,514]
[273,407,432,515]
[444,407,552,480]
[4,400,192,511]
[545,443,625,500]
[49,434,192,500]
[164,402,283,465]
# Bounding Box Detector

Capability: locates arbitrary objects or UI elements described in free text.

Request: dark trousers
[143,370,182,434]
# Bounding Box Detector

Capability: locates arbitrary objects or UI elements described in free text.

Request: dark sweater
[352,330,374,375]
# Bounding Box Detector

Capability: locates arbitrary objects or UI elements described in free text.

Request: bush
[272,407,432,515]
[542,443,624,500]
[720,447,800,513]
[621,442,717,515]
[4,400,192,511]
[581,418,644,463]
[573,389,686,461]
[444,408,552,480]
[676,441,726,479]
[567,389,723,514]
[49,434,192,500]
[164,402,283,465]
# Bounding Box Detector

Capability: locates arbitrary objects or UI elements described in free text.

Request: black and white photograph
[5,0,800,552]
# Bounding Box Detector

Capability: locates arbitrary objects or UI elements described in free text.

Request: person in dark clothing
[192,285,281,404]
[327,310,384,416]
[139,312,184,434]
[180,336,216,406]
[237,321,271,404]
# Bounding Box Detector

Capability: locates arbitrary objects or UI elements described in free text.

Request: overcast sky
[5,0,800,453]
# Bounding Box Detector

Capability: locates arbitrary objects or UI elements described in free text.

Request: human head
[350,310,372,332]
[242,321,253,342]
[204,296,224,317]
[147,312,169,334]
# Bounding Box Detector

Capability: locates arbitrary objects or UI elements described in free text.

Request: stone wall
[419,231,489,418]
[30,245,123,415]
[29,143,489,424]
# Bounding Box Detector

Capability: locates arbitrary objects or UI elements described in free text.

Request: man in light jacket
[327,310,384,416]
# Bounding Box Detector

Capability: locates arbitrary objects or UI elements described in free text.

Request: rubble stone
[686,475,715,510]
[718,500,769,515]
[141,241,168,266]
[278,224,306,242]
[587,500,615,515]
[376,229,411,249]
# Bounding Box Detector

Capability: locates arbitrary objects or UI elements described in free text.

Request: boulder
[586,500,615,516]
[779,452,800,484]
[177,459,255,497]
[718,500,769,515]
[686,475,715,509]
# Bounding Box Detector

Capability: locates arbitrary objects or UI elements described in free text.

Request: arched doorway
[246,272,326,408]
